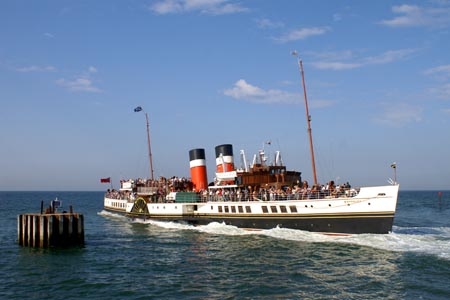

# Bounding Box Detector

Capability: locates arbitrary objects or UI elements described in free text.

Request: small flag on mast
[134,106,142,112]
[100,177,111,183]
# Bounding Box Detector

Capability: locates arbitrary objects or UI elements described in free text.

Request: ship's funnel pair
[189,144,235,192]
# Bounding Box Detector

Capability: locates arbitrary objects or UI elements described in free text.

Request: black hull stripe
[104,207,127,214]
[127,212,395,219]
[125,213,395,234]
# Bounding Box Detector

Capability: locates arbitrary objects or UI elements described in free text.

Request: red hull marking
[321,232,352,237]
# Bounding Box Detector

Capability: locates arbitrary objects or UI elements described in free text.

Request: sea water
[0,190,449,300]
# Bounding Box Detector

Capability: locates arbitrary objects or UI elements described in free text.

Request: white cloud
[425,64,450,76]
[310,48,417,71]
[56,77,102,93]
[273,27,330,43]
[255,18,284,29]
[44,32,54,38]
[425,64,450,99]
[375,103,423,127]
[223,79,333,108]
[16,65,56,72]
[305,50,355,61]
[56,66,101,93]
[151,0,183,14]
[224,79,291,103]
[150,0,248,15]
[379,4,450,28]
[429,83,450,99]
[364,49,417,65]
[312,61,362,71]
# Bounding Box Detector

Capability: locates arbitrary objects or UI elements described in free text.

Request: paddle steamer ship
[103,55,399,234]
[104,144,399,234]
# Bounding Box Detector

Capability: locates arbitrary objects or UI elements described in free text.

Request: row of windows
[110,201,126,208]
[216,205,298,214]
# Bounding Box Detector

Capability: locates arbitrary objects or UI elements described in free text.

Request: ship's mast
[293,51,318,186]
[144,112,154,181]
[135,106,154,180]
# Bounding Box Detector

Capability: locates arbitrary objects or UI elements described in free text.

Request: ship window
[211,206,213,210]
[270,206,278,213]
[218,206,223,213]
[289,206,297,213]
[238,206,244,213]
[231,206,236,213]
[245,206,251,213]
[262,206,268,213]
[224,206,229,213]
[280,206,287,213]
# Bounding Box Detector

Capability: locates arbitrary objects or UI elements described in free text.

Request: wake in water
[97,210,128,221]
[148,220,450,260]
[98,210,450,260]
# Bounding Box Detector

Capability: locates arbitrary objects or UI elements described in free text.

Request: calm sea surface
[1,190,449,300]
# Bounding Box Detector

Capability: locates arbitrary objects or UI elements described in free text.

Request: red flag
[100,177,111,183]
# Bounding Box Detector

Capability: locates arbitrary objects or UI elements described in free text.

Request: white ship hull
[104,184,399,234]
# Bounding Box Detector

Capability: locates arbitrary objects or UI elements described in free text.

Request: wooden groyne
[18,212,84,248]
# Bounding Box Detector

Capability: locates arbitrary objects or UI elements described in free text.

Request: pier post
[18,212,84,248]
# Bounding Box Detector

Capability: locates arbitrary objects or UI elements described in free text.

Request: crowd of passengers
[105,176,193,200]
[106,177,355,202]
[202,180,354,202]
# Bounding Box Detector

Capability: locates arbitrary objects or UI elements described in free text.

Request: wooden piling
[18,213,84,248]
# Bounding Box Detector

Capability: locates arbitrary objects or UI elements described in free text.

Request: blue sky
[1,0,450,191]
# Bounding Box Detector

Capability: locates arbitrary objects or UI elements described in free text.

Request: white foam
[100,212,450,260]
[97,210,127,220]
[145,221,450,260]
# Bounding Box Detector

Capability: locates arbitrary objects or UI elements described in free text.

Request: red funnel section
[215,144,234,173]
[189,148,208,192]
[214,144,235,185]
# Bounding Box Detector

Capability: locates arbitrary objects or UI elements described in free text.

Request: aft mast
[134,106,154,180]
[292,51,318,186]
